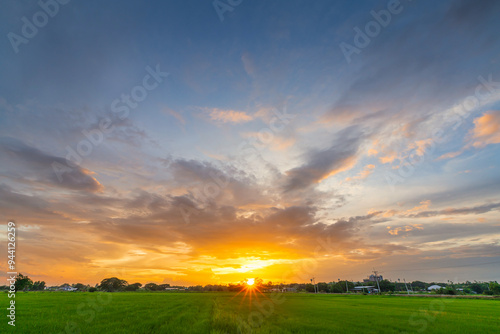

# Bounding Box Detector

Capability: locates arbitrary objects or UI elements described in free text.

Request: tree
[489,281,500,295]
[317,282,329,292]
[144,283,160,291]
[378,280,395,292]
[330,281,354,293]
[331,282,344,293]
[15,273,33,292]
[73,283,87,291]
[411,281,427,291]
[32,281,46,291]
[99,277,128,292]
[227,283,243,292]
[125,282,142,291]
[438,286,456,295]
[304,283,315,292]
[470,282,485,294]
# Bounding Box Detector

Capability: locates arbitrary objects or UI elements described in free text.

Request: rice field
[1,292,499,333]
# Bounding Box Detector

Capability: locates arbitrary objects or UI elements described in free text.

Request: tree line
[2,274,499,295]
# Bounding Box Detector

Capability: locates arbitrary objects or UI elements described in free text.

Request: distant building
[363,274,383,283]
[427,285,442,291]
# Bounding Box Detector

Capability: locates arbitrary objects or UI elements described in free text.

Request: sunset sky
[1,0,500,286]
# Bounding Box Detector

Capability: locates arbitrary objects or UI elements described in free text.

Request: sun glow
[231,277,265,307]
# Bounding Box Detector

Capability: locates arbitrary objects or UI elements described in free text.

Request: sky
[0,0,499,286]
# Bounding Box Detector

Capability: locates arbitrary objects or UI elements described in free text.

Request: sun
[232,277,265,306]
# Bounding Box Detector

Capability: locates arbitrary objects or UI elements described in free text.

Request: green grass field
[1,292,499,333]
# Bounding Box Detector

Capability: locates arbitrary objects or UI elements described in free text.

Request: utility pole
[345,280,349,293]
[372,269,381,294]
[403,278,410,295]
[311,277,317,293]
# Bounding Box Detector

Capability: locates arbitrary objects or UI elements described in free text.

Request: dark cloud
[379,221,500,245]
[0,184,57,221]
[284,126,366,192]
[408,202,500,218]
[0,137,102,192]
[166,157,266,207]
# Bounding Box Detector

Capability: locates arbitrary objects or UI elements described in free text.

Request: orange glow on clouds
[470,110,500,148]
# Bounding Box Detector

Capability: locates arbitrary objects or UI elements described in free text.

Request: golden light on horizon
[234,277,264,307]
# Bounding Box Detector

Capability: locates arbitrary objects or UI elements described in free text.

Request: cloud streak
[284,126,366,192]
[0,137,103,192]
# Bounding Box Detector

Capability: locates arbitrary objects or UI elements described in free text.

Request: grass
[1,292,499,333]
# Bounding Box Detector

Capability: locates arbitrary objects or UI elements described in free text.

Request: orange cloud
[437,150,463,160]
[405,200,431,214]
[382,209,398,217]
[379,152,397,164]
[241,132,295,151]
[468,110,500,148]
[411,139,433,156]
[207,108,253,123]
[319,156,357,182]
[388,224,424,236]
[345,164,375,181]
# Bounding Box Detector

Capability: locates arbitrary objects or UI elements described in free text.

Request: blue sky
[1,0,500,285]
